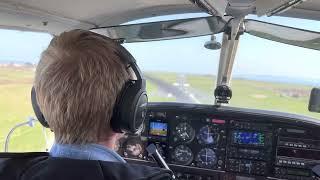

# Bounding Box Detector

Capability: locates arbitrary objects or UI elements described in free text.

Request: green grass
[145,71,178,84]
[0,67,51,152]
[187,74,215,94]
[231,79,320,119]
[146,80,176,102]
[0,68,34,82]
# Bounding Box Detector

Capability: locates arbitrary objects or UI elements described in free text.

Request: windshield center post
[215,17,244,105]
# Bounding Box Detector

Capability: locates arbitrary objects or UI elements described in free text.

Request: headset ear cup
[129,91,148,133]
[111,80,148,134]
[31,87,50,128]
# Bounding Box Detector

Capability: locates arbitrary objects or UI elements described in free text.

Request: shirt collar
[50,143,125,163]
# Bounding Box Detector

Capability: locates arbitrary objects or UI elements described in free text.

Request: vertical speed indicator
[172,145,193,165]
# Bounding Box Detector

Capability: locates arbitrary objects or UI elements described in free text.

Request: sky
[1,13,320,81]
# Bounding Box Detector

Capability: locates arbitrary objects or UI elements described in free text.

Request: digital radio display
[277,147,320,160]
[233,131,265,146]
[287,169,310,177]
[149,121,168,137]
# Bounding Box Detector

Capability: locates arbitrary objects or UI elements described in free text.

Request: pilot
[35,30,132,162]
[0,30,172,180]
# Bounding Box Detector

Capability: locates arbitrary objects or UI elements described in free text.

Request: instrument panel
[117,103,320,180]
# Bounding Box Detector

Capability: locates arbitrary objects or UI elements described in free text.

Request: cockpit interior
[1,0,320,180]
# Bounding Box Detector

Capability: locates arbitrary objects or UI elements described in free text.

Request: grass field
[0,67,49,152]
[146,80,176,102]
[145,71,178,84]
[1,67,319,152]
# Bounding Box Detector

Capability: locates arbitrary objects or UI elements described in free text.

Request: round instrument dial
[172,145,193,165]
[196,148,217,168]
[124,138,144,158]
[197,125,216,145]
[175,122,195,142]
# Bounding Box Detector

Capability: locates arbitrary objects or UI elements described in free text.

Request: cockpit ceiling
[0,0,319,35]
[281,0,320,22]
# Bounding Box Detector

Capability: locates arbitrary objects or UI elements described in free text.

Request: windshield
[1,16,320,152]
[124,35,219,103]
[124,33,320,120]
[123,16,320,120]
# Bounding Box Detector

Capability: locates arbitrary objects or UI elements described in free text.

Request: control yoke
[146,143,175,179]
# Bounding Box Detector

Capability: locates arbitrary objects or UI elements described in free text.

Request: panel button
[279,160,283,164]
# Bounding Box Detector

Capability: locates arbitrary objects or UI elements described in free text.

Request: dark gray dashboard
[117,102,320,180]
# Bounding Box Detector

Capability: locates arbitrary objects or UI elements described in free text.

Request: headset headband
[115,44,143,81]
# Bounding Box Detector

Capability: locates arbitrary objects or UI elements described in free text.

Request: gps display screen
[233,131,265,146]
[149,121,168,137]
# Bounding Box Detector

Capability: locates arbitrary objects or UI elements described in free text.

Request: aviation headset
[31,39,148,134]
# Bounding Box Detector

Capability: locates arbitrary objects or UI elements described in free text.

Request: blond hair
[34,30,130,144]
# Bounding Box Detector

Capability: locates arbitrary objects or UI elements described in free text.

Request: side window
[0,30,52,152]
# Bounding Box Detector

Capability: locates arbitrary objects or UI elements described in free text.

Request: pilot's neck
[98,133,123,150]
